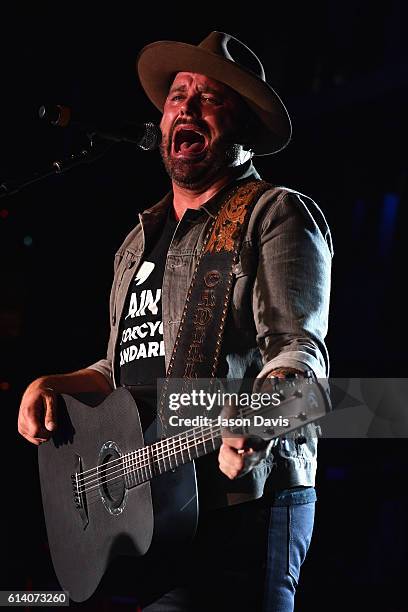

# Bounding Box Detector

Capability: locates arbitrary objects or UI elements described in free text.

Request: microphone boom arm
[0,137,114,199]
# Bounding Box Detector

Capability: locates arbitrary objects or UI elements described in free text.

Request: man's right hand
[18,378,58,445]
[18,368,113,445]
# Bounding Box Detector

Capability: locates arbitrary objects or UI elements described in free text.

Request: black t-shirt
[117,207,178,387]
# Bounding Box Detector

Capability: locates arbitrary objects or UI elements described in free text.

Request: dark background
[1,2,407,610]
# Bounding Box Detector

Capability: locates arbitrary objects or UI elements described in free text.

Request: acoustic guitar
[38,379,329,601]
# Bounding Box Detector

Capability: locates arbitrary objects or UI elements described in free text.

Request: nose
[179,93,200,118]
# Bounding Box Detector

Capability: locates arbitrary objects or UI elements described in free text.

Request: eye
[170,94,185,102]
[201,95,221,105]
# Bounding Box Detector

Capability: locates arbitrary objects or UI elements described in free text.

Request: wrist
[29,375,58,393]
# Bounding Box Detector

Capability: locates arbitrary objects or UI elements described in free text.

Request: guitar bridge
[71,454,89,529]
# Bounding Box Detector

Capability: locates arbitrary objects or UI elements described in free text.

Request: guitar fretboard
[122,422,222,489]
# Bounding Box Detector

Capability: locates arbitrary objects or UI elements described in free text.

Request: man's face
[160,72,246,189]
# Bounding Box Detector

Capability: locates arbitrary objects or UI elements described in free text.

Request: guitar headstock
[238,376,330,440]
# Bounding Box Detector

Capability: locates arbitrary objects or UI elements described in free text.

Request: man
[18,32,332,611]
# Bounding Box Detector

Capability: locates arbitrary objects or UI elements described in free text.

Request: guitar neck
[124,420,223,489]
[156,422,222,471]
[122,378,328,489]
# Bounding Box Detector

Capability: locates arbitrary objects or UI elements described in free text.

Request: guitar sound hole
[98,441,128,515]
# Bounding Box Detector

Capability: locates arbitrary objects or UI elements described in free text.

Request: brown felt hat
[137,31,292,156]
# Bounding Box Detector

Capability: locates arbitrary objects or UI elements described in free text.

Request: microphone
[38,104,161,151]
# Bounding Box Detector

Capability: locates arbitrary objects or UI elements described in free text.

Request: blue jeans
[139,494,315,611]
[111,492,314,611]
[264,498,316,611]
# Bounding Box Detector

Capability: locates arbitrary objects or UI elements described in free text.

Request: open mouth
[173,126,208,157]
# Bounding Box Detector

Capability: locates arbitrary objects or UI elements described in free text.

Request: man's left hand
[218,367,308,479]
[218,436,255,480]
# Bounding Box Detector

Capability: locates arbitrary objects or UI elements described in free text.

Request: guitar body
[37,378,327,602]
[38,387,198,602]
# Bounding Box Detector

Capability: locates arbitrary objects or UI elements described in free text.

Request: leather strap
[158,179,272,427]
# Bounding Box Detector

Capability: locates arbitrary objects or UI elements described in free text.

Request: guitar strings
[73,397,313,501]
[73,429,220,507]
[75,399,306,496]
[76,422,222,494]
[74,397,275,492]
[76,422,226,498]
[76,422,219,485]
[77,411,297,498]
[72,426,224,508]
[75,397,290,484]
[74,417,311,509]
[75,405,253,484]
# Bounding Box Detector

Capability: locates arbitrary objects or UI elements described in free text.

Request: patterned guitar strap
[158,178,272,432]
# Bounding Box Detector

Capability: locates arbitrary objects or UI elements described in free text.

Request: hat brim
[137,41,292,156]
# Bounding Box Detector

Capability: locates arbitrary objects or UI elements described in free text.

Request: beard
[160,126,243,190]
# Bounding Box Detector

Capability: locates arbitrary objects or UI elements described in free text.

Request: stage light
[23,235,33,247]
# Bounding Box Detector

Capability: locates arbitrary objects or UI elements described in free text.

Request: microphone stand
[0,135,114,199]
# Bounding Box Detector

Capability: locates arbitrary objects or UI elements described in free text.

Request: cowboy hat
[137,31,292,156]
